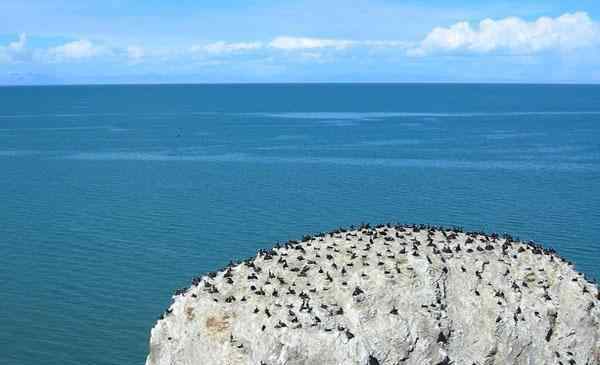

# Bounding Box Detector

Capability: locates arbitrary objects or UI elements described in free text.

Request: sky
[1,0,600,84]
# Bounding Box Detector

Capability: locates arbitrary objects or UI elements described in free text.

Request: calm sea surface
[1,84,599,364]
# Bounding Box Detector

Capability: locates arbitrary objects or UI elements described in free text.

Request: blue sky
[1,0,599,84]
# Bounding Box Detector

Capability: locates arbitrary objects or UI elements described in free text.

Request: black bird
[368,355,380,365]
[435,356,451,365]
[345,329,355,340]
[174,288,187,296]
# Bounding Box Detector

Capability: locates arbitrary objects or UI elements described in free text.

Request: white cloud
[0,33,28,63]
[268,36,410,51]
[3,11,598,69]
[8,33,27,51]
[409,11,600,56]
[189,37,407,54]
[269,36,354,50]
[190,41,263,54]
[46,39,106,61]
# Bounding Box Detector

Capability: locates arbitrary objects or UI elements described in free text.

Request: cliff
[146,224,600,365]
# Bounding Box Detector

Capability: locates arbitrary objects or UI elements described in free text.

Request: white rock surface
[146,225,600,365]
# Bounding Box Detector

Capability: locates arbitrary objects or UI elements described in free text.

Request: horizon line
[2,81,600,87]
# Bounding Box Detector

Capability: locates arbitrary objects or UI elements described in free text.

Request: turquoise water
[1,84,599,364]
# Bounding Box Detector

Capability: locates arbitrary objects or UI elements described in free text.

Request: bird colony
[146,224,600,365]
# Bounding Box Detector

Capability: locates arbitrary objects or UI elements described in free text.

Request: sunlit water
[1,84,599,364]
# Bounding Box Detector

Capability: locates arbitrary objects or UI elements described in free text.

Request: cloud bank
[0,11,598,68]
[409,12,600,56]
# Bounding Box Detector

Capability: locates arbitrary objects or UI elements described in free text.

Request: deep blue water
[1,84,599,365]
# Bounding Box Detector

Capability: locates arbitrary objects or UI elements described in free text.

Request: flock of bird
[158,223,599,365]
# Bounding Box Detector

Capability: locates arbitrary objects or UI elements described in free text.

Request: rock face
[146,224,600,365]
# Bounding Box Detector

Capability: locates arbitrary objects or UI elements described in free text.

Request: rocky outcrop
[145,224,600,365]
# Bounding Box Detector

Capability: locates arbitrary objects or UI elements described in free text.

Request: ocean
[1,84,599,364]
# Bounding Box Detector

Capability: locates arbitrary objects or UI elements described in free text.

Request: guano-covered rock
[146,224,600,365]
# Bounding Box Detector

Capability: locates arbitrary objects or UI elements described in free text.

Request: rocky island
[145,224,600,365]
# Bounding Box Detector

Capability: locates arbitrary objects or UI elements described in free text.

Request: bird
[345,329,355,340]
[368,355,381,365]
